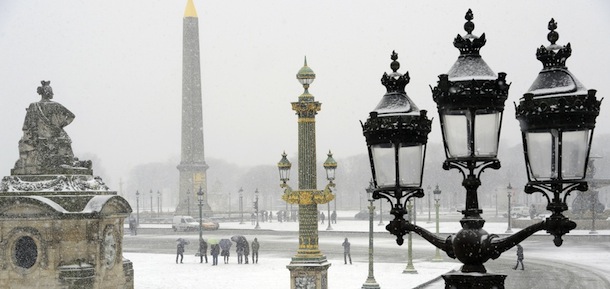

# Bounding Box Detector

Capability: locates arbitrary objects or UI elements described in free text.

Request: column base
[287,258,331,289]
[442,272,506,289]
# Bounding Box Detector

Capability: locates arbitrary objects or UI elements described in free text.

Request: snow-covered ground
[125,253,458,289]
[126,211,610,288]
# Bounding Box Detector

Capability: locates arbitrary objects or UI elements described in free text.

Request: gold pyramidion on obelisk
[184,0,197,17]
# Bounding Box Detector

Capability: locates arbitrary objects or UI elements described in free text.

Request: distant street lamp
[149,190,153,217]
[239,187,244,224]
[135,190,140,225]
[197,187,204,258]
[157,190,161,215]
[433,185,442,261]
[378,198,383,226]
[324,151,337,231]
[228,190,232,220]
[506,183,513,233]
[254,188,260,230]
[403,200,417,274]
[427,185,432,223]
[362,180,380,289]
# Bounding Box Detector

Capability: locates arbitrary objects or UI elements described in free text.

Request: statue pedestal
[0,175,133,289]
[287,257,331,289]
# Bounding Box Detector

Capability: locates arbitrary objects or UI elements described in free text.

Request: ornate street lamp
[324,151,337,231]
[427,185,432,223]
[403,200,417,274]
[135,190,140,225]
[157,190,161,215]
[378,196,383,226]
[432,185,442,261]
[149,189,153,217]
[506,183,513,233]
[277,57,336,289]
[362,180,380,289]
[361,11,602,289]
[197,187,204,255]
[361,51,432,245]
[515,18,602,246]
[239,187,244,224]
[254,188,260,229]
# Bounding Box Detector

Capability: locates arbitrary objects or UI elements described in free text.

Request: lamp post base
[442,272,506,289]
[402,267,418,274]
[287,259,331,289]
[361,280,381,289]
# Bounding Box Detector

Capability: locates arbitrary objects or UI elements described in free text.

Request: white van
[172,215,200,231]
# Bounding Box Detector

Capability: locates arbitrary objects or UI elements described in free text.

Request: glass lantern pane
[442,113,469,158]
[371,144,396,187]
[325,167,336,181]
[561,130,590,179]
[525,131,557,180]
[279,167,290,181]
[398,144,424,187]
[474,111,501,157]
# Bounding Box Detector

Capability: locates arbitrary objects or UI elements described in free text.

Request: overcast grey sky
[1,0,609,190]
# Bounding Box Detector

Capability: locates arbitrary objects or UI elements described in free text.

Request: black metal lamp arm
[402,222,456,259]
[488,221,545,259]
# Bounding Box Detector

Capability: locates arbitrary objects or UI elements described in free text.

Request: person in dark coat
[199,239,208,263]
[176,238,188,264]
[236,244,244,264]
[331,210,337,224]
[342,237,352,264]
[320,212,325,224]
[210,244,220,266]
[243,239,250,264]
[129,216,137,235]
[220,239,232,264]
[251,238,260,264]
[513,244,524,270]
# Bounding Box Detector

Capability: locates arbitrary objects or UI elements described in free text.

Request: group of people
[176,236,260,265]
[319,211,337,224]
[250,210,299,224]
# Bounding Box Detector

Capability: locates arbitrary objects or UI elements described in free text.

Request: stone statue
[11,80,92,175]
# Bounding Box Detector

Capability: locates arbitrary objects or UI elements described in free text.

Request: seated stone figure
[12,81,92,175]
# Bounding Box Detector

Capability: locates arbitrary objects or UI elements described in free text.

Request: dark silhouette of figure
[210,244,220,266]
[220,239,232,264]
[176,238,188,264]
[331,210,337,224]
[251,238,260,264]
[199,239,208,263]
[129,216,137,236]
[342,237,352,264]
[244,239,250,264]
[513,244,524,270]
[320,212,325,224]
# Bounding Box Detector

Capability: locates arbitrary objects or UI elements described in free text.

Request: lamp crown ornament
[453,9,487,56]
[296,56,316,91]
[381,51,410,93]
[536,19,572,69]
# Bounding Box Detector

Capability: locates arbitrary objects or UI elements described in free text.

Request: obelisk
[176,0,211,215]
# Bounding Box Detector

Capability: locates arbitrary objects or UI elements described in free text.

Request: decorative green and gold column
[281,57,335,289]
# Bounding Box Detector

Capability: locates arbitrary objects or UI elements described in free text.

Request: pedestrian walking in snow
[244,238,250,264]
[176,238,189,264]
[513,244,524,270]
[210,244,220,266]
[331,211,337,224]
[198,239,208,263]
[342,237,352,264]
[320,212,325,224]
[251,238,260,264]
